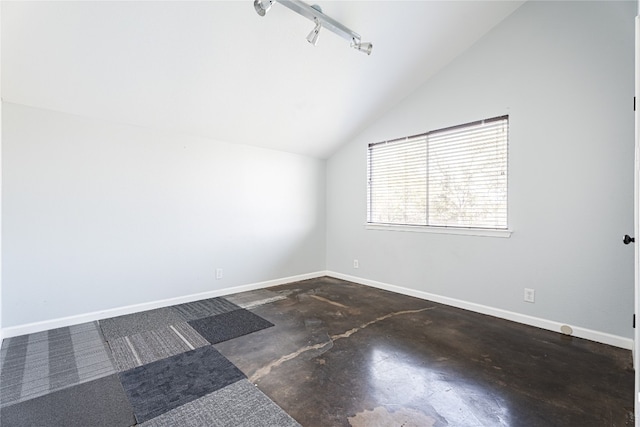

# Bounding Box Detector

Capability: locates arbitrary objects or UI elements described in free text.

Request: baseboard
[1,271,327,340]
[4,270,632,351]
[327,271,634,350]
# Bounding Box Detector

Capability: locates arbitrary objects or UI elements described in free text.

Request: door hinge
[635,96,636,111]
[633,314,635,328]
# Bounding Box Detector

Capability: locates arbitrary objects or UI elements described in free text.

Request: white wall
[2,103,326,327]
[327,1,636,340]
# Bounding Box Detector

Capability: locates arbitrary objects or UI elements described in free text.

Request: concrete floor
[217,276,634,427]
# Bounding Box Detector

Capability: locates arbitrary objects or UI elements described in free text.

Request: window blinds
[367,116,508,229]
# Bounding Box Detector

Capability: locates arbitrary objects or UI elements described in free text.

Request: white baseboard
[1,271,326,340]
[327,271,633,350]
[3,270,632,351]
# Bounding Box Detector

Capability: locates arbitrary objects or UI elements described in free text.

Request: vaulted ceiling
[2,1,525,159]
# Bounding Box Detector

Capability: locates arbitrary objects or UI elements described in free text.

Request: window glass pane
[367,116,508,230]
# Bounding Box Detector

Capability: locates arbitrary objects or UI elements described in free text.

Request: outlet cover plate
[524,288,535,303]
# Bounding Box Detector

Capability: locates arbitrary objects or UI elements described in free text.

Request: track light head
[351,40,373,55]
[306,20,321,46]
[254,0,273,17]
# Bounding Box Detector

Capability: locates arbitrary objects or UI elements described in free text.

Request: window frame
[366,115,512,238]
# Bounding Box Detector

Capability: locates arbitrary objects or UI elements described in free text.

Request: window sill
[364,223,512,238]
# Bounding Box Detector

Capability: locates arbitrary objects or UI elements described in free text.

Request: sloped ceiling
[2,1,525,159]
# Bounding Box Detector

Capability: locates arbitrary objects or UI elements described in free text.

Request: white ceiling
[2,1,525,159]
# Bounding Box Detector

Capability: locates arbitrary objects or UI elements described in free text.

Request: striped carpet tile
[0,322,115,407]
[98,307,185,341]
[107,323,209,372]
[171,297,241,321]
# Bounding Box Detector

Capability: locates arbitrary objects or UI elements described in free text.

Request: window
[367,115,508,231]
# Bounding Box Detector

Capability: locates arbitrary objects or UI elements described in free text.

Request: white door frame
[634,6,639,425]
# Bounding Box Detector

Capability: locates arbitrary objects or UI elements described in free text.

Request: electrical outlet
[216,268,223,280]
[524,288,535,303]
[353,259,359,269]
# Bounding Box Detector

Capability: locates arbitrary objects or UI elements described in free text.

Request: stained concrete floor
[218,276,635,427]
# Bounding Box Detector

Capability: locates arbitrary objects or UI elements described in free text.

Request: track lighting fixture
[254,0,273,17]
[306,19,321,46]
[351,41,373,56]
[254,0,373,55]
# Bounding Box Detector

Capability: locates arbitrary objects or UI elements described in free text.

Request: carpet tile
[0,374,135,427]
[140,379,301,427]
[98,307,184,341]
[0,322,115,407]
[119,345,245,423]
[188,309,274,344]
[172,297,241,321]
[108,323,209,371]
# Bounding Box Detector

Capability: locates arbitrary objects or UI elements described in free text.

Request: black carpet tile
[118,345,245,423]
[188,309,274,344]
[0,374,135,427]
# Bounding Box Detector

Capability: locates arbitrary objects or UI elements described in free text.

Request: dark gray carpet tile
[172,297,241,321]
[119,345,245,423]
[188,309,274,344]
[140,379,301,427]
[0,322,115,407]
[0,374,135,427]
[225,289,287,310]
[108,323,209,372]
[98,307,184,341]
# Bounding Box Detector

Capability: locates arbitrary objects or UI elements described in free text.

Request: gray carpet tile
[172,297,241,321]
[108,323,209,371]
[119,345,246,423]
[225,289,287,309]
[0,374,135,427]
[99,307,184,341]
[0,322,116,407]
[188,309,274,344]
[140,379,301,427]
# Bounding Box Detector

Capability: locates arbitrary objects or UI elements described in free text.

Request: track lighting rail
[254,0,373,55]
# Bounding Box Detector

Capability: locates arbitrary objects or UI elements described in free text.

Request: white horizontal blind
[368,116,508,230]
[428,117,508,228]
[368,136,427,225]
